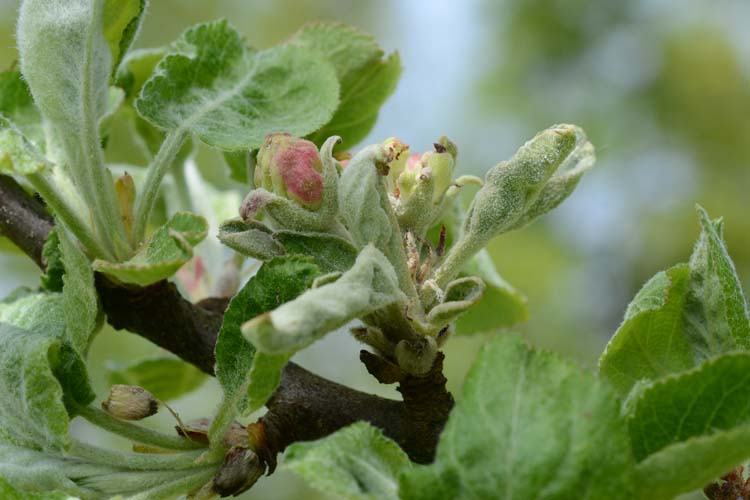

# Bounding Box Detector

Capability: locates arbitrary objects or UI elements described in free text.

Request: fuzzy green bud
[101,385,158,421]
[430,124,592,290]
[254,133,324,210]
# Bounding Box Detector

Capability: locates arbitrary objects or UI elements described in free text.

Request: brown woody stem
[0,173,453,467]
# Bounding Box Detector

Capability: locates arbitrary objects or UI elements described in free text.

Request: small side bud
[255,133,325,209]
[395,336,438,376]
[101,385,158,421]
[213,446,265,497]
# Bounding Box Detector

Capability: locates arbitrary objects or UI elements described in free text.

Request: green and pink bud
[255,133,324,210]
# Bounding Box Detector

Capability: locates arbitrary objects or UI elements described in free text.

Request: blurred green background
[1,0,748,498]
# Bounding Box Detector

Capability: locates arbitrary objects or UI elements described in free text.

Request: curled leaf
[93,212,208,286]
[243,245,405,355]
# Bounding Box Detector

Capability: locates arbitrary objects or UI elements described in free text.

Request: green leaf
[0,322,93,451]
[687,206,750,353]
[275,230,358,273]
[628,353,750,498]
[18,0,128,254]
[102,0,147,75]
[599,207,750,396]
[135,20,340,151]
[0,293,67,340]
[339,144,396,251]
[399,334,633,500]
[0,70,43,146]
[0,469,75,499]
[107,357,206,401]
[116,47,166,102]
[215,256,319,414]
[243,245,405,355]
[633,424,750,500]
[40,230,64,293]
[294,23,402,149]
[217,218,284,261]
[93,212,208,286]
[599,265,694,396]
[426,276,485,329]
[0,116,49,175]
[58,229,99,355]
[222,150,252,184]
[455,252,528,334]
[284,422,411,500]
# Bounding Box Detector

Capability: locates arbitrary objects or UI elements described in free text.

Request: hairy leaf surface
[93,212,207,286]
[399,334,633,500]
[243,245,404,355]
[627,353,750,498]
[0,322,93,451]
[215,256,318,414]
[600,208,750,395]
[136,20,339,151]
[284,422,411,500]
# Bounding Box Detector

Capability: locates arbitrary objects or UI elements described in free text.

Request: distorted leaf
[93,212,207,286]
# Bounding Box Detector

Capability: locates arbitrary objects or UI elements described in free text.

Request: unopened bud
[394,336,438,376]
[101,385,158,421]
[213,446,265,497]
[254,133,324,209]
[382,137,410,190]
[422,144,455,204]
[115,172,136,236]
[395,153,423,200]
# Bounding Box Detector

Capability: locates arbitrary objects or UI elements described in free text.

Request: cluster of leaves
[0,1,748,500]
[278,207,750,500]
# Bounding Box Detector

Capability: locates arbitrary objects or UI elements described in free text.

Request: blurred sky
[1,1,748,498]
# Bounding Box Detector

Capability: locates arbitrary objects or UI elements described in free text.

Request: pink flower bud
[255,133,325,209]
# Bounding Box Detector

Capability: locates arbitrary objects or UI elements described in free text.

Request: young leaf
[0,70,43,147]
[18,0,128,252]
[0,476,69,500]
[293,23,402,149]
[218,218,285,261]
[40,230,65,293]
[0,116,49,175]
[0,322,94,451]
[243,245,405,355]
[456,250,528,334]
[425,276,485,329]
[102,0,147,76]
[600,208,750,396]
[135,20,339,151]
[58,229,99,355]
[93,212,208,286]
[599,265,694,396]
[275,230,358,273]
[116,47,167,102]
[215,256,319,414]
[628,353,750,499]
[107,357,207,401]
[283,422,411,500]
[687,206,750,353]
[399,334,634,500]
[339,144,395,251]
